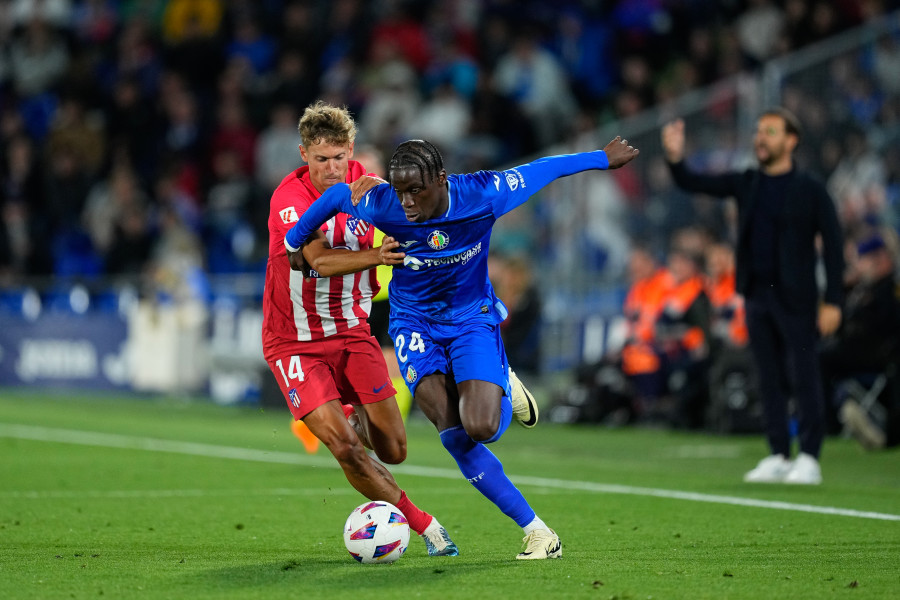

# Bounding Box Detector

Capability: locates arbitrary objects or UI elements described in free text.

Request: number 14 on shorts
[275,355,305,385]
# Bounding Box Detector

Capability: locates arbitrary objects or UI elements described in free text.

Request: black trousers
[745,288,825,458]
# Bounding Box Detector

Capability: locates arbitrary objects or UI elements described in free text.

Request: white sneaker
[516,528,561,560]
[784,452,822,485]
[509,369,538,428]
[743,454,792,483]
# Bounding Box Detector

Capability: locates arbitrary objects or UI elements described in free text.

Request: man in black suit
[661,108,844,484]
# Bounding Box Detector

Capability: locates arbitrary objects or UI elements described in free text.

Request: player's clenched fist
[603,136,640,169]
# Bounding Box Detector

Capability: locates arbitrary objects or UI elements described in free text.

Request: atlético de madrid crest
[427,230,449,250]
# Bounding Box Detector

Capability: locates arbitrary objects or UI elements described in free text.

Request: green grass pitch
[1,388,898,599]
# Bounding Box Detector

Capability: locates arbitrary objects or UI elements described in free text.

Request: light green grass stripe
[3,423,899,522]
[0,422,460,475]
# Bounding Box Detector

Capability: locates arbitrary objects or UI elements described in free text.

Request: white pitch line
[2,423,899,522]
[0,488,359,500]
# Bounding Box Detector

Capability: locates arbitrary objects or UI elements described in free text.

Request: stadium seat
[838,364,896,439]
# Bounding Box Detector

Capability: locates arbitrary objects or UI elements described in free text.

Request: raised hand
[603,136,640,169]
[660,119,686,163]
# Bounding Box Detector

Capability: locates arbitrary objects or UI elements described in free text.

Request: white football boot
[421,518,459,556]
[516,528,562,560]
[509,369,538,428]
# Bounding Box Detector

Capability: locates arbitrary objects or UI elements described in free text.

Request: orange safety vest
[659,275,707,354]
[705,270,749,347]
[623,268,673,343]
[621,269,673,375]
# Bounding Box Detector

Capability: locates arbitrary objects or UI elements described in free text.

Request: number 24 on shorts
[394,331,425,364]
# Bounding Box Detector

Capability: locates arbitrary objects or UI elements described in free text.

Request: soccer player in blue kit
[285,136,640,559]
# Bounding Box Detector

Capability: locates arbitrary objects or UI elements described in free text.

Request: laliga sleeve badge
[280,206,299,224]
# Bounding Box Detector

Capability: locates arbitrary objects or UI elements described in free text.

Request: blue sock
[439,426,535,527]
[483,394,512,444]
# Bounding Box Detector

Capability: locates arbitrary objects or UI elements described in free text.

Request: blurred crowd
[552,222,900,447]
[2,0,899,296]
[1,1,899,441]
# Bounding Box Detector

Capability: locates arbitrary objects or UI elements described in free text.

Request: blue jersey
[285,150,610,324]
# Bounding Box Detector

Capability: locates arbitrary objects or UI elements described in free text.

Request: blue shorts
[389,314,511,398]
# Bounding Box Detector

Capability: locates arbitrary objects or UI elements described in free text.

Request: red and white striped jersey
[262,161,380,358]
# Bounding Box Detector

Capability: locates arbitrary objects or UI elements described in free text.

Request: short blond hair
[298,101,358,147]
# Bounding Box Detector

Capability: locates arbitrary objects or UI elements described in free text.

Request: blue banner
[0,314,129,390]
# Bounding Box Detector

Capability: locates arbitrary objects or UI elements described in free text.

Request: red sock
[395,490,432,535]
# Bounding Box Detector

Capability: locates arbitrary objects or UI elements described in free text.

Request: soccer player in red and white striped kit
[261,101,457,556]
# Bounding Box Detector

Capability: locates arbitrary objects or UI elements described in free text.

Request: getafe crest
[427,230,449,250]
[405,365,418,384]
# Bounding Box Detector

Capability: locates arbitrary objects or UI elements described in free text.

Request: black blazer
[668,161,844,314]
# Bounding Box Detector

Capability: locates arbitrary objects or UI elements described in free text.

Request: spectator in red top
[368,2,431,72]
[209,98,257,177]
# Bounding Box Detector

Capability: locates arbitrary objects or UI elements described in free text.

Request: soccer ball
[343,501,410,564]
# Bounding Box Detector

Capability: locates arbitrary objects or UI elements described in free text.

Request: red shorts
[266,327,396,420]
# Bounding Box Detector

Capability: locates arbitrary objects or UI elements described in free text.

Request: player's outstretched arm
[284,183,353,252]
[491,146,632,216]
[603,136,640,169]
